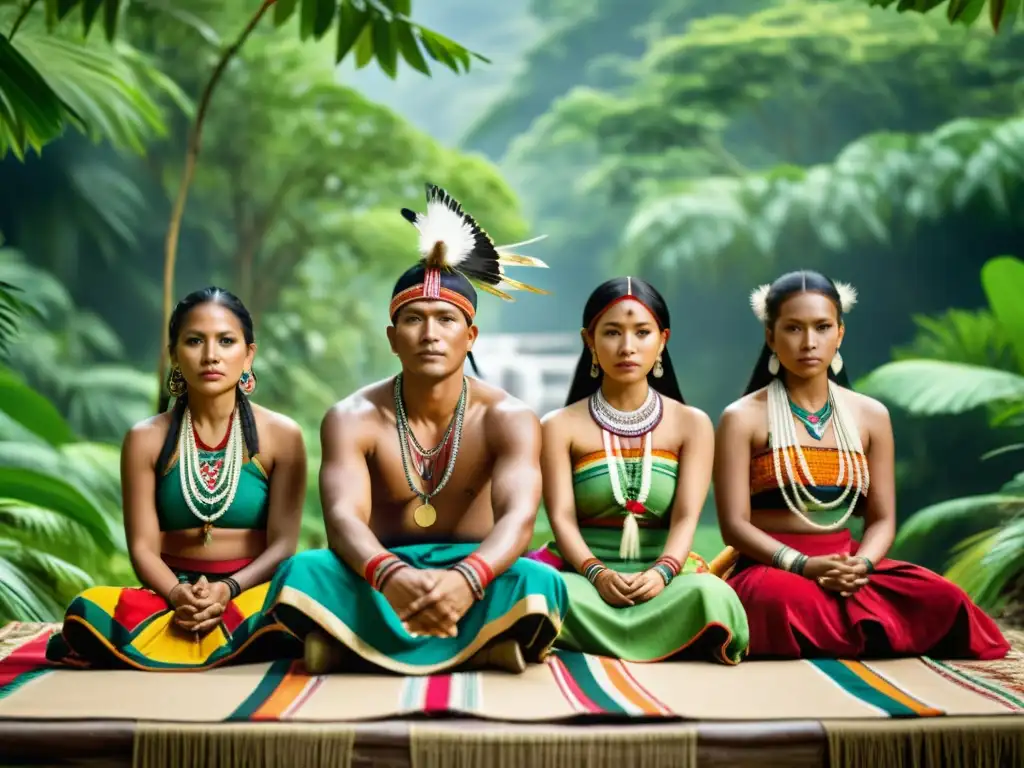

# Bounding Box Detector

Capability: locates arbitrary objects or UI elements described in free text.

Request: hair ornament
[835,280,858,314]
[749,283,770,323]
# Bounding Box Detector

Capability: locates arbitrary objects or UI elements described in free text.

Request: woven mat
[1,621,1022,723]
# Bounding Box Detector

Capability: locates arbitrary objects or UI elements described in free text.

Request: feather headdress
[749,279,858,323]
[400,183,549,301]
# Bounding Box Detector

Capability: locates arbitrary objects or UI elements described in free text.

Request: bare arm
[122,423,181,600]
[660,408,715,563]
[542,413,599,573]
[853,402,896,563]
[230,419,307,592]
[472,403,543,576]
[714,407,797,564]
[319,403,388,572]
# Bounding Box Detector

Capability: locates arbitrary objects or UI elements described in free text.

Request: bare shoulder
[124,411,171,454]
[717,390,765,434]
[839,386,891,426]
[321,378,393,444]
[250,403,304,446]
[540,398,586,430]
[664,399,713,432]
[476,380,538,427]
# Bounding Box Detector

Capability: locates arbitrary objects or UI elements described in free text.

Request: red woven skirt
[727,530,1010,660]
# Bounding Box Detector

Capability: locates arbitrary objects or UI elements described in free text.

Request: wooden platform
[0,717,831,767]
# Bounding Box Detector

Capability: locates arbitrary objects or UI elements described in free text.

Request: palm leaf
[0,365,76,445]
[0,33,66,159]
[945,521,1024,611]
[0,549,64,623]
[0,498,104,568]
[856,360,1024,416]
[981,256,1024,371]
[892,309,1013,369]
[891,492,1024,568]
[0,444,119,549]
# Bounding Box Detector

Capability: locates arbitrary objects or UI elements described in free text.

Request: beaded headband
[749,280,858,323]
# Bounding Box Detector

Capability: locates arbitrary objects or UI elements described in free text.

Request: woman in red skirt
[709,270,1009,660]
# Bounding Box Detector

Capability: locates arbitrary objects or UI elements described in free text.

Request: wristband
[772,545,809,576]
[857,556,875,574]
[217,577,241,600]
[451,562,485,600]
[580,557,607,585]
[364,552,407,592]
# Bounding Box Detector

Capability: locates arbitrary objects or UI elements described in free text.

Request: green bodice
[157,451,270,532]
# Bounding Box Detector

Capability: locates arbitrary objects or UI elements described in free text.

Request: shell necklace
[589,386,661,560]
[394,374,467,529]
[178,407,244,545]
[766,378,870,530]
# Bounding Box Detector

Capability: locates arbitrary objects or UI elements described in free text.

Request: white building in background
[469,333,581,418]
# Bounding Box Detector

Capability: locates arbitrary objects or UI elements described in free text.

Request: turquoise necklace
[789,397,832,440]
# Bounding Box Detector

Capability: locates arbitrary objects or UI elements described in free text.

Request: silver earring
[652,355,664,378]
[831,350,844,375]
[768,353,780,376]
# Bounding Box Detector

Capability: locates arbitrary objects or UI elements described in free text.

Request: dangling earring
[768,353,780,376]
[167,365,186,397]
[830,350,844,375]
[653,355,664,378]
[589,353,599,378]
[239,368,257,396]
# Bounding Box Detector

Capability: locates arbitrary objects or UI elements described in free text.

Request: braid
[156,392,188,475]
[236,384,260,458]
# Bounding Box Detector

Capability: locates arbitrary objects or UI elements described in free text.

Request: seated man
[266,183,567,674]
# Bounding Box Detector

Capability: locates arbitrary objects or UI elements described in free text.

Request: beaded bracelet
[652,555,682,586]
[450,553,495,601]
[216,576,241,600]
[771,544,809,576]
[580,557,607,585]
[363,552,407,592]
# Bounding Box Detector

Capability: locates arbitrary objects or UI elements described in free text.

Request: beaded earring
[239,368,257,396]
[167,366,186,397]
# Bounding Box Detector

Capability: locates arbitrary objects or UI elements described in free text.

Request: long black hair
[156,287,260,474]
[743,270,853,396]
[565,276,686,406]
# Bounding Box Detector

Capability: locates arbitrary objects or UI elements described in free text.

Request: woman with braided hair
[529,276,749,664]
[47,287,307,670]
[710,270,1008,660]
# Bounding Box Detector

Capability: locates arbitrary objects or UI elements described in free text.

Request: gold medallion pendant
[202,522,213,546]
[413,503,437,528]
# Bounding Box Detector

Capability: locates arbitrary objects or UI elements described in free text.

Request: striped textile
[0,622,1022,723]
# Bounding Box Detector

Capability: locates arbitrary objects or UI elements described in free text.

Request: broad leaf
[945,521,1024,610]
[891,492,1024,568]
[857,359,1024,416]
[981,256,1024,372]
[0,366,75,446]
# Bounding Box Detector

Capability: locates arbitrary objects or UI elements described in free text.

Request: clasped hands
[168,575,232,635]
[594,568,665,608]
[383,567,475,639]
[804,554,871,597]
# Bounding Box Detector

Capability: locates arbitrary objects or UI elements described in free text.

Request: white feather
[415,200,476,266]
[749,283,771,323]
[496,234,548,251]
[835,281,858,313]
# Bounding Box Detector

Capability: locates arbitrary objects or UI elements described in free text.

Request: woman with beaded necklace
[46,287,307,670]
[529,277,749,664]
[710,270,1008,660]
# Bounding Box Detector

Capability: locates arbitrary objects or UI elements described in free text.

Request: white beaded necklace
[766,378,870,530]
[178,407,244,544]
[601,429,653,561]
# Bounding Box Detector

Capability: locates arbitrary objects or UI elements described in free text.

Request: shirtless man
[266,184,566,674]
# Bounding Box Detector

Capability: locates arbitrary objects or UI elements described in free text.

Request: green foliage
[0,251,156,442]
[0,361,127,623]
[868,256,1024,610]
[623,115,1024,271]
[858,0,1020,30]
[0,5,186,159]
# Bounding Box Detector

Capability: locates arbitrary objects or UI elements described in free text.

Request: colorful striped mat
[1,622,1021,723]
